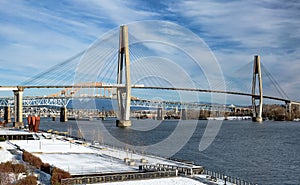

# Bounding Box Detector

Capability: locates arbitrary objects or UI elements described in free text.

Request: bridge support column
[252,55,263,122]
[157,107,164,120]
[4,106,11,123]
[286,102,292,121]
[295,104,300,119]
[13,88,24,128]
[60,106,68,122]
[116,25,131,127]
[181,108,187,120]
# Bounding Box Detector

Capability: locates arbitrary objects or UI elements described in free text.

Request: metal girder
[1,96,231,112]
[0,97,13,107]
[0,97,69,107]
[131,99,229,111]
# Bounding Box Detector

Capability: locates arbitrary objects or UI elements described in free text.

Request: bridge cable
[76,47,116,83]
[21,50,86,86]
[139,48,171,88]
[130,47,180,100]
[129,47,159,86]
[223,61,253,94]
[260,63,289,99]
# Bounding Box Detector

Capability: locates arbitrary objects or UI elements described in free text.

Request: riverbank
[33,119,300,184]
[1,127,237,185]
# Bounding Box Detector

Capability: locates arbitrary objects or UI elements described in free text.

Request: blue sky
[0,0,299,103]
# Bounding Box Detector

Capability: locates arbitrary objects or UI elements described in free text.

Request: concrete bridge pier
[13,88,24,128]
[181,108,187,120]
[286,102,292,121]
[251,55,263,122]
[116,25,132,127]
[4,106,11,123]
[60,106,68,122]
[294,103,300,119]
[157,107,164,120]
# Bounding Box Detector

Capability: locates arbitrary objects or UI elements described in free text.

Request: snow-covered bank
[98,177,206,185]
[1,128,238,185]
[207,116,251,120]
[9,133,202,175]
[0,142,14,162]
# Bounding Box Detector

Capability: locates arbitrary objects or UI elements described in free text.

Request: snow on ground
[10,134,199,175]
[10,137,137,175]
[7,132,227,185]
[93,145,199,169]
[11,138,95,154]
[97,177,206,185]
[195,175,234,185]
[0,129,32,136]
[0,141,14,162]
[207,116,251,120]
[36,153,136,175]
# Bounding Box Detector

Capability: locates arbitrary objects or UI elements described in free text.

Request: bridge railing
[202,169,258,185]
[0,96,69,107]
[0,96,233,112]
[60,170,177,185]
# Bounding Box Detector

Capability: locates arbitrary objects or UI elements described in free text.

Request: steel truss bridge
[0,96,231,112]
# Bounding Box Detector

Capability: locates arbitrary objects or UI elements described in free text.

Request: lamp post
[224,175,227,185]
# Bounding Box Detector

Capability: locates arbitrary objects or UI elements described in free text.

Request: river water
[38,119,300,185]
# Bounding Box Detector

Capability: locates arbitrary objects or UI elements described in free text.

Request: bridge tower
[60,106,68,122]
[157,107,164,120]
[116,25,132,127]
[252,55,263,122]
[13,87,24,127]
[181,107,188,120]
[4,106,11,123]
[286,101,292,121]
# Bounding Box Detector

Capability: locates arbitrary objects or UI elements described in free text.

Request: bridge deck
[0,85,297,104]
[0,84,300,104]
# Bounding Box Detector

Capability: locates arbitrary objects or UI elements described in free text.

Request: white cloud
[0,0,299,103]
[0,0,159,85]
[167,0,300,49]
[81,0,161,25]
[165,0,300,102]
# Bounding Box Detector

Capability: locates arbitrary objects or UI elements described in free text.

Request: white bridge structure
[1,25,299,127]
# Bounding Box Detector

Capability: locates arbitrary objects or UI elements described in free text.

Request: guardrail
[140,164,203,176]
[202,169,258,185]
[61,171,177,185]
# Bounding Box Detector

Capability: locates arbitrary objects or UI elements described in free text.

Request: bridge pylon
[252,55,263,122]
[4,106,11,123]
[157,107,164,120]
[285,101,300,121]
[60,106,68,122]
[13,87,24,128]
[116,25,132,127]
[181,107,188,120]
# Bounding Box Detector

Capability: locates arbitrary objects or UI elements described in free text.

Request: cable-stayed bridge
[0,84,294,108]
[0,22,299,127]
